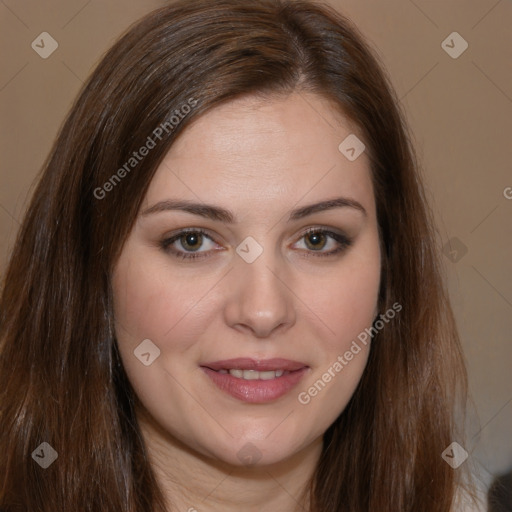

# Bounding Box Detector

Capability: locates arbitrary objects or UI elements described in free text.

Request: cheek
[111,253,210,423]
[112,254,206,348]
[307,268,378,384]
[307,245,381,352]
[325,265,380,342]
[293,238,380,419]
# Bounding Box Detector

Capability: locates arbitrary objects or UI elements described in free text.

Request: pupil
[183,233,201,250]
[307,232,325,250]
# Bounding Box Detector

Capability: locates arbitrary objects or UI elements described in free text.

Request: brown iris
[304,231,327,251]
[180,232,203,251]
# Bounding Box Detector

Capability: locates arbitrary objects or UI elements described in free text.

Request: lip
[201,358,307,372]
[200,358,309,403]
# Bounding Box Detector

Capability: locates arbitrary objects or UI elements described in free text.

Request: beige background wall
[1,0,511,499]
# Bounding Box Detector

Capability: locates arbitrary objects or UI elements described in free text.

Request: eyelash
[159,227,352,261]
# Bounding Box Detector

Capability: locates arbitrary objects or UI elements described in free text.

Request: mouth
[200,358,310,403]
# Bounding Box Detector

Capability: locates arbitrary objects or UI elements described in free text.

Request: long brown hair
[0,0,472,510]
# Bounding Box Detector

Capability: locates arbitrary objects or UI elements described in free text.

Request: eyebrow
[141,196,367,222]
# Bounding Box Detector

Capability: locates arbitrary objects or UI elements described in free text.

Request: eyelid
[295,225,349,242]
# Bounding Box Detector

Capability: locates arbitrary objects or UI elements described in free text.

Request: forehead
[143,92,374,216]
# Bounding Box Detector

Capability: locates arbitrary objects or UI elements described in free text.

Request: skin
[112,91,381,512]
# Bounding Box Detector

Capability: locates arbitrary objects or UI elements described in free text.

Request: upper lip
[201,358,308,372]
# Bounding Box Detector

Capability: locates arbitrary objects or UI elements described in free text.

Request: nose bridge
[223,241,295,337]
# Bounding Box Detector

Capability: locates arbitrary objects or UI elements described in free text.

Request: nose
[223,250,296,338]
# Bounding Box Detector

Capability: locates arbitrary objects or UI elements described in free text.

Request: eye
[292,228,352,258]
[160,229,221,260]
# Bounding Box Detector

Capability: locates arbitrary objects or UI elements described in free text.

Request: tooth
[225,369,288,379]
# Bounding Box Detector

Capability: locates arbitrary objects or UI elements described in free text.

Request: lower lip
[200,367,309,403]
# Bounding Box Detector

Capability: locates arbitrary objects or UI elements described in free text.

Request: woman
[0,0,478,510]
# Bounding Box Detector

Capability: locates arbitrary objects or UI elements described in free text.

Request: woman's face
[112,92,381,467]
